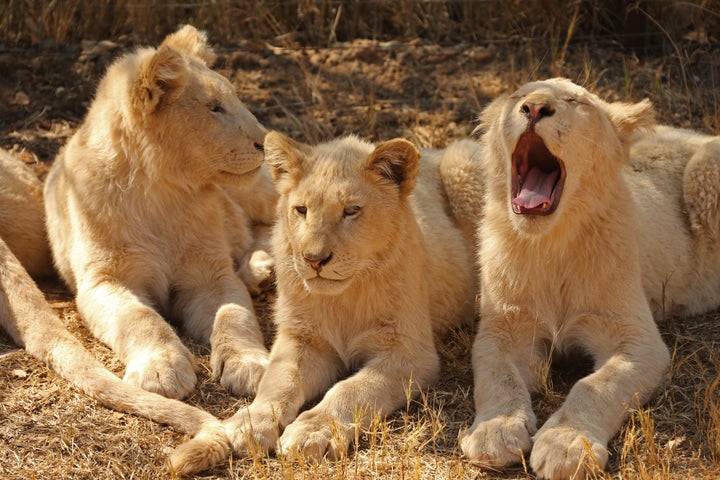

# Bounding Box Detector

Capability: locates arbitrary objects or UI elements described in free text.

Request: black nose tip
[254,142,264,152]
[521,102,555,122]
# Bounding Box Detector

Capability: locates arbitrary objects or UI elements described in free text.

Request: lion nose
[304,252,333,273]
[521,101,555,123]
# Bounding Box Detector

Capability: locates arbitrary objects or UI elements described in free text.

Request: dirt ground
[1,35,719,479]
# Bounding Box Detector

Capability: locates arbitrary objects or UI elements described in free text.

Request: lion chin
[301,275,352,295]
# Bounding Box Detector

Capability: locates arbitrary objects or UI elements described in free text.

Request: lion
[208,132,483,462]
[460,77,720,479]
[43,24,276,402]
[0,148,53,278]
[0,149,229,476]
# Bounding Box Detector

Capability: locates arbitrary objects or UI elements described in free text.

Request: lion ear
[605,98,655,145]
[160,24,217,66]
[264,131,310,184]
[133,45,189,114]
[366,138,420,198]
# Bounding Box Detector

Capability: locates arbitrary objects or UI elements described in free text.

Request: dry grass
[1,1,720,479]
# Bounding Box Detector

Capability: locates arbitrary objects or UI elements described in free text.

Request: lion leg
[75,278,197,399]
[683,138,720,244]
[173,261,269,397]
[530,313,669,480]
[224,330,343,455]
[460,311,540,468]
[277,337,439,461]
[0,239,226,477]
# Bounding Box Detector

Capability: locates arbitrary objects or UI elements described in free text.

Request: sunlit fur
[0,149,52,277]
[0,148,230,477]
[461,78,689,479]
[44,25,275,409]
[220,132,481,463]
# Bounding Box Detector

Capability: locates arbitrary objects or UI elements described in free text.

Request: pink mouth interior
[512,167,559,210]
[511,132,565,215]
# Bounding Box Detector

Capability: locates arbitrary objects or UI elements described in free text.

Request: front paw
[278,410,351,461]
[224,406,280,455]
[459,414,534,468]
[212,348,269,396]
[123,345,197,399]
[531,424,608,480]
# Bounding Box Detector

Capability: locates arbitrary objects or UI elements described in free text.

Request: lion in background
[43,24,276,405]
[0,148,53,278]
[460,77,720,479]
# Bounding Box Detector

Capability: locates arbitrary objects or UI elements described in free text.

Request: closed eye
[210,102,226,114]
[343,205,361,218]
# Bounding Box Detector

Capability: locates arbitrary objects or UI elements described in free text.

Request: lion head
[89,25,267,189]
[478,78,654,235]
[264,132,420,296]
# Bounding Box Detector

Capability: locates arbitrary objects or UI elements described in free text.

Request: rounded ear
[161,24,217,66]
[132,45,189,114]
[604,98,655,146]
[264,131,311,184]
[366,139,420,197]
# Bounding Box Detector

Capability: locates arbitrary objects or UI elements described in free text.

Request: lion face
[265,133,419,296]
[480,78,653,236]
[119,25,267,189]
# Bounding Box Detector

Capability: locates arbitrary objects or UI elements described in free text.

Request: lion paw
[459,414,533,468]
[224,406,279,455]
[212,348,269,396]
[530,424,608,480]
[237,249,275,294]
[123,346,197,399]
[278,410,350,461]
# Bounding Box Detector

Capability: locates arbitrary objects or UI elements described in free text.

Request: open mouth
[511,131,565,215]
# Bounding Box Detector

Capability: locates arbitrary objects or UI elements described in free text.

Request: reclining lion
[209,133,482,463]
[44,25,275,403]
[461,77,720,479]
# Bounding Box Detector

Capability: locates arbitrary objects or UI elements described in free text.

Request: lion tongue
[513,167,559,209]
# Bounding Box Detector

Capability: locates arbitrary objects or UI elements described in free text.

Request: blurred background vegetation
[1,0,718,52]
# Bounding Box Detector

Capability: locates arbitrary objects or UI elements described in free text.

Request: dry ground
[1,34,720,479]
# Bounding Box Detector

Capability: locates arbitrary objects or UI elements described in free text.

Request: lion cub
[461,78,720,479]
[44,25,274,400]
[221,132,480,460]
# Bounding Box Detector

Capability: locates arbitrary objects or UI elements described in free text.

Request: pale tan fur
[457,78,705,479]
[0,148,53,277]
[629,125,720,319]
[0,149,230,476]
[44,24,276,408]
[216,132,480,462]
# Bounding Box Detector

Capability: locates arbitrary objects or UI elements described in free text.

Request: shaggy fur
[211,132,482,462]
[456,78,720,479]
[44,25,275,405]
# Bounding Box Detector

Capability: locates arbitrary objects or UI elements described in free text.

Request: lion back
[0,149,53,278]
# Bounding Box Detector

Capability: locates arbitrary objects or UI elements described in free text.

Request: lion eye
[295,205,307,217]
[210,102,226,114]
[343,205,361,218]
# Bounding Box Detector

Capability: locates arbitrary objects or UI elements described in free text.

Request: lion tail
[0,237,228,476]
